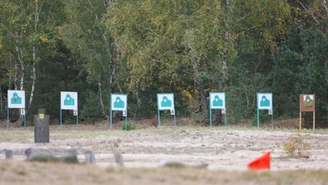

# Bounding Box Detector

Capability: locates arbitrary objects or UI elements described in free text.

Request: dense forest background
[0,0,327,127]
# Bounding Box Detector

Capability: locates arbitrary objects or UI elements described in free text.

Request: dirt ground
[0,118,328,185]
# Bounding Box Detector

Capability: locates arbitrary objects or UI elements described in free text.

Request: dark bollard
[113,150,124,167]
[34,108,49,143]
[5,150,13,159]
[84,151,96,164]
[25,148,33,158]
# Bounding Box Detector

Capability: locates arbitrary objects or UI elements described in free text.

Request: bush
[283,133,311,158]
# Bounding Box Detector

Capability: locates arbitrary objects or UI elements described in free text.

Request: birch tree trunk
[28,58,36,112]
[10,31,24,90]
[13,33,25,125]
[20,54,25,125]
[87,0,115,119]
[14,60,18,90]
[14,43,24,90]
[216,0,230,125]
[98,82,108,119]
[27,1,44,113]
[0,87,2,118]
[323,0,328,16]
[8,57,12,92]
[18,45,24,90]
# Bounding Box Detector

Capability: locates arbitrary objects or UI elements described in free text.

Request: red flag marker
[247,152,270,170]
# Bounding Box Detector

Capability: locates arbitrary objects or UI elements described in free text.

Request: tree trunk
[27,1,44,115]
[133,91,141,119]
[323,0,328,17]
[191,56,208,121]
[105,0,115,8]
[27,57,36,112]
[20,60,24,90]
[0,87,2,118]
[14,56,18,90]
[18,45,24,90]
[88,0,114,119]
[216,0,230,125]
[98,81,108,119]
[108,64,116,101]
[14,36,25,125]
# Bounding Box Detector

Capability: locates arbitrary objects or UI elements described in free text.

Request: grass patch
[1,124,328,142]
[122,122,136,131]
[0,131,33,142]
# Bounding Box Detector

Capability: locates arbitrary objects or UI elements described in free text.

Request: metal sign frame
[110,94,128,131]
[256,92,273,128]
[209,92,227,128]
[60,91,78,130]
[157,93,176,128]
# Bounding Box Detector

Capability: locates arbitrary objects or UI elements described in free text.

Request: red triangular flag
[247,152,270,170]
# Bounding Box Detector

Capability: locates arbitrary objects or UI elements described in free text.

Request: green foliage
[122,122,136,131]
[80,91,103,124]
[59,0,114,83]
[1,0,328,127]
[283,133,311,158]
[103,0,225,91]
[274,27,328,125]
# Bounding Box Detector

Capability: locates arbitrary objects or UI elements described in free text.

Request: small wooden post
[299,111,302,130]
[313,111,315,130]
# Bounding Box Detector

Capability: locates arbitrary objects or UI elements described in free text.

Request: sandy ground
[0,120,328,184]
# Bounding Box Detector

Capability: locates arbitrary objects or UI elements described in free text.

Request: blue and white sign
[210,92,225,109]
[257,93,272,110]
[61,92,78,110]
[111,94,127,111]
[8,90,25,109]
[157,93,174,110]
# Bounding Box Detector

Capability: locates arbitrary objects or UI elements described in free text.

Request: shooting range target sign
[8,90,25,109]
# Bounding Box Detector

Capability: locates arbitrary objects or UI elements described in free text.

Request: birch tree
[59,0,116,119]
[0,0,66,120]
[104,0,226,119]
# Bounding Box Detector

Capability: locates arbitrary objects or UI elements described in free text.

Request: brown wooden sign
[300,94,315,112]
[299,94,315,130]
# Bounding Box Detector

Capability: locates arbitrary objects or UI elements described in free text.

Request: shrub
[283,133,311,158]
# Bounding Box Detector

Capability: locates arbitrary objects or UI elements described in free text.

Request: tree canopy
[0,0,327,127]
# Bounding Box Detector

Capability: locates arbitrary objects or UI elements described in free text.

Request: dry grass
[0,160,328,185]
[283,133,311,158]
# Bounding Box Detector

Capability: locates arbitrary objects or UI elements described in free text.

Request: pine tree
[80,91,103,124]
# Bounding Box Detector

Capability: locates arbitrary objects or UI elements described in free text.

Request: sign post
[256,93,273,128]
[60,92,78,130]
[299,94,315,130]
[110,94,128,131]
[209,92,226,128]
[7,90,26,130]
[157,93,176,128]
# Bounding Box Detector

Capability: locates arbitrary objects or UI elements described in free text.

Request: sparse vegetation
[283,133,311,158]
[122,122,136,131]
